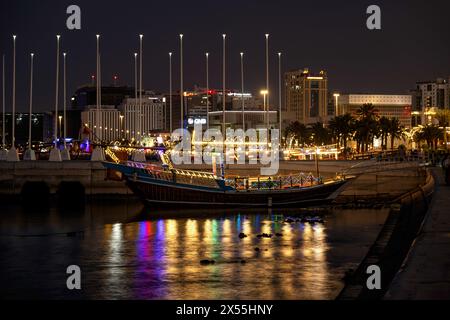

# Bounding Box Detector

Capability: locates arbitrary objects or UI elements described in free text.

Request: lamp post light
[333,93,340,117]
[162,98,167,132]
[58,115,62,139]
[119,114,124,140]
[261,90,268,127]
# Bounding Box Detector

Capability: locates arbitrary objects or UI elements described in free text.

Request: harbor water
[0,199,388,299]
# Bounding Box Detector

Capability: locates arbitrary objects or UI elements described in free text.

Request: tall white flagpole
[96,34,100,142]
[222,34,226,134]
[278,52,282,132]
[139,34,143,140]
[28,53,34,149]
[265,34,269,129]
[2,54,5,149]
[169,52,173,133]
[180,34,184,133]
[55,35,60,146]
[12,35,17,148]
[48,35,62,161]
[206,52,209,130]
[240,52,245,131]
[134,52,138,140]
[63,52,67,147]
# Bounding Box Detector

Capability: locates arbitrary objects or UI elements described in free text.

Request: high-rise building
[338,94,412,128]
[283,69,328,127]
[411,78,450,126]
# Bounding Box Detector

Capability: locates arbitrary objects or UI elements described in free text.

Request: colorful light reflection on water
[0,204,388,300]
[86,211,386,300]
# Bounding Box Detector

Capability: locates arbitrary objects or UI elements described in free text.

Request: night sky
[1,0,450,112]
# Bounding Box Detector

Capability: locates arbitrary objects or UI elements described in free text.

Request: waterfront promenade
[385,168,450,299]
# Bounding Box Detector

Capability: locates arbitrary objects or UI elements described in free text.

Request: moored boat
[103,160,349,208]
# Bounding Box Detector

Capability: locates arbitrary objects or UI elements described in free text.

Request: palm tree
[421,125,443,149]
[436,109,450,149]
[355,103,379,152]
[379,116,390,150]
[356,103,378,120]
[413,129,426,148]
[310,122,330,146]
[388,118,404,150]
[328,113,355,148]
[328,113,355,158]
[284,121,308,147]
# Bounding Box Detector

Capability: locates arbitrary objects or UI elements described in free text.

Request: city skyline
[1,0,450,112]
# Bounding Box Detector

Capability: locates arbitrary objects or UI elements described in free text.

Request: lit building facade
[208,110,277,130]
[119,96,166,140]
[338,94,413,128]
[81,106,121,141]
[185,88,264,129]
[283,69,328,127]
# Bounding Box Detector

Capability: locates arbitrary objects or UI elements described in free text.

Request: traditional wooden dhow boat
[103,160,349,208]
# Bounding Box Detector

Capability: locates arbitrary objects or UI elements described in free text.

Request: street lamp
[119,114,124,140]
[333,93,340,116]
[261,90,268,127]
[59,115,62,139]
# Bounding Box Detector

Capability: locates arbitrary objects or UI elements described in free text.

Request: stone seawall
[0,161,130,196]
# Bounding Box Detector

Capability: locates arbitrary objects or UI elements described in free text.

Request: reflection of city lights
[166,219,177,238]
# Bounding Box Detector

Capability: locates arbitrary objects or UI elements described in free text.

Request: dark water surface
[0,199,388,300]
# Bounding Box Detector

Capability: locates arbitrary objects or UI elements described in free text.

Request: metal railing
[126,161,222,189]
[225,172,323,191]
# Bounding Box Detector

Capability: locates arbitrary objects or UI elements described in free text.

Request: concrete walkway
[385,168,450,299]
